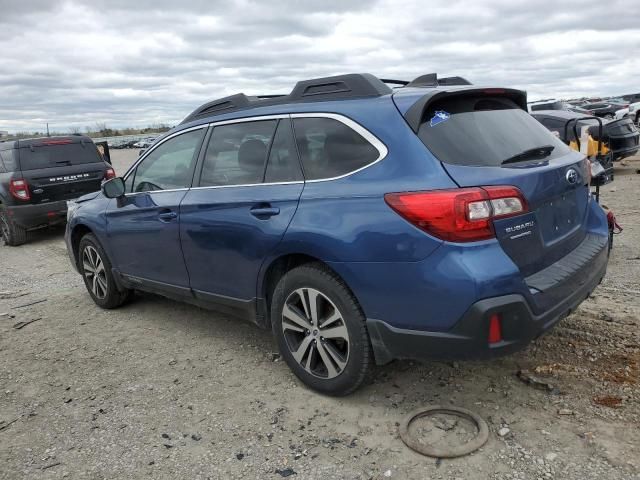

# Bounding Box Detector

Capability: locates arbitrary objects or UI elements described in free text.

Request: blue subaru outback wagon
[65,73,609,395]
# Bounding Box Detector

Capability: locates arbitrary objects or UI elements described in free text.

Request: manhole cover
[399,405,489,458]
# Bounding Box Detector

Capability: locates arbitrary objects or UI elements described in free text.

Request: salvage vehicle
[528,99,590,115]
[582,102,627,119]
[532,110,639,161]
[0,136,115,246]
[615,101,640,123]
[65,73,610,395]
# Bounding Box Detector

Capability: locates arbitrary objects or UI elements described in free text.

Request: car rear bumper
[366,233,608,365]
[5,200,68,230]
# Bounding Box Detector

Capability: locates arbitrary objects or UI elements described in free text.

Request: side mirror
[102,177,126,198]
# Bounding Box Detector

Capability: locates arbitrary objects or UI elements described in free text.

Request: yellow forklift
[563,116,622,249]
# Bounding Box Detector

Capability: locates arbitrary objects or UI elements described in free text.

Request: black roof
[180,72,474,125]
[0,135,94,149]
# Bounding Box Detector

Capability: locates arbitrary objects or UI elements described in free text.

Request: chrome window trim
[121,112,387,194]
[190,180,304,191]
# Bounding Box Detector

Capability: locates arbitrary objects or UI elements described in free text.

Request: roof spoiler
[403,87,528,133]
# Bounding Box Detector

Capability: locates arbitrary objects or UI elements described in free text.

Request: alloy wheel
[82,245,108,299]
[281,287,350,379]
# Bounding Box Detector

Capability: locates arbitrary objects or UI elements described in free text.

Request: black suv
[0,136,114,245]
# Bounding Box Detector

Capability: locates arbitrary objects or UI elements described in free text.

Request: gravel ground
[1,150,639,480]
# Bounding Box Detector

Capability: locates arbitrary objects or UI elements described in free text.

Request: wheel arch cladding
[71,223,93,267]
[259,253,364,329]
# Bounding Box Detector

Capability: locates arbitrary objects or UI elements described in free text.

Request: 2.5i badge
[429,110,450,127]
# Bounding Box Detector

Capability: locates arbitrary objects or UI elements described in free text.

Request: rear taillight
[104,167,116,180]
[384,186,528,242]
[9,179,31,201]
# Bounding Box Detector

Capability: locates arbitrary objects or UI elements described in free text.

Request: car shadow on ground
[21,225,66,246]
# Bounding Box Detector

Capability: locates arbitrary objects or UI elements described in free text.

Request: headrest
[238,139,267,170]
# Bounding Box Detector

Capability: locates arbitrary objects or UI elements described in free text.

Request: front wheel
[271,263,373,396]
[78,233,131,309]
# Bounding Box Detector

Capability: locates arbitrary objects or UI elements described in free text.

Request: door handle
[250,206,280,218]
[158,210,178,222]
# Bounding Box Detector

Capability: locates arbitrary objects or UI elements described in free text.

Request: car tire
[78,233,132,309]
[0,206,27,246]
[271,262,373,396]
[604,113,614,119]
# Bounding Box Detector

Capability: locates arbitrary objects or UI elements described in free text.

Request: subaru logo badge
[565,168,579,185]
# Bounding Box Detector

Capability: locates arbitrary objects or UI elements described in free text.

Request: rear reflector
[104,167,116,180]
[9,179,31,201]
[384,186,528,242]
[488,313,502,344]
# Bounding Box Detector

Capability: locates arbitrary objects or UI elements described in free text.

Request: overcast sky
[1,0,639,133]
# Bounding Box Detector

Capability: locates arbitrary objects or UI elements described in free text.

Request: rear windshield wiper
[501,145,555,165]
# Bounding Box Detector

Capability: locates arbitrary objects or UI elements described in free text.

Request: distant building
[0,130,8,138]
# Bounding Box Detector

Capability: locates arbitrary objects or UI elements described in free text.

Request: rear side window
[18,142,102,171]
[0,149,17,172]
[417,96,570,167]
[200,120,277,187]
[293,117,379,180]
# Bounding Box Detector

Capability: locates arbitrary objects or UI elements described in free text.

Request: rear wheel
[271,263,373,396]
[604,113,614,120]
[78,233,131,309]
[0,206,27,246]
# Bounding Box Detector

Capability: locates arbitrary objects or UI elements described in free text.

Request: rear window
[18,142,102,171]
[417,96,570,167]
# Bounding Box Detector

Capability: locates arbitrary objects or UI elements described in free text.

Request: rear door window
[18,142,102,170]
[292,117,380,180]
[417,96,570,167]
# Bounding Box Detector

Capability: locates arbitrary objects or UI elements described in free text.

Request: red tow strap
[607,210,623,234]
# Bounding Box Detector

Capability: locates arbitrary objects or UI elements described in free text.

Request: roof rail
[180,73,392,125]
[180,72,475,125]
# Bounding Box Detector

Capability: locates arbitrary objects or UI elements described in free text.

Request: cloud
[0,0,638,132]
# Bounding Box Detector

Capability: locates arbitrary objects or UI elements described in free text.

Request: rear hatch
[17,138,108,204]
[407,91,591,277]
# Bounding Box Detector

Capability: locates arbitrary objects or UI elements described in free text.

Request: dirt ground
[1,150,639,480]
